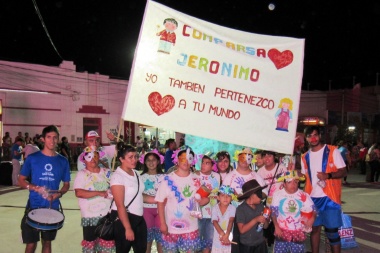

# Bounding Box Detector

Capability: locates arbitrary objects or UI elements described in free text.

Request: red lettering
[182,25,191,37]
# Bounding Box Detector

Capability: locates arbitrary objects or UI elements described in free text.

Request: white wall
[0,60,128,143]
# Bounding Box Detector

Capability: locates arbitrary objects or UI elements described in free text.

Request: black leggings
[111,210,147,253]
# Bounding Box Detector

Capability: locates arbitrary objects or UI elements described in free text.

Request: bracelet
[58,192,63,198]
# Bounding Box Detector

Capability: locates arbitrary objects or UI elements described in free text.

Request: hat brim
[237,185,267,201]
[86,136,100,139]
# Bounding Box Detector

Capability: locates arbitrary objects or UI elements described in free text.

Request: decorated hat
[237,179,267,201]
[233,147,255,161]
[85,130,100,139]
[172,145,199,166]
[82,146,98,162]
[239,147,254,156]
[139,149,165,164]
[277,170,306,182]
[79,146,105,164]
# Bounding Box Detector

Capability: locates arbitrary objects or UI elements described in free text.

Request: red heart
[268,49,294,69]
[148,92,175,116]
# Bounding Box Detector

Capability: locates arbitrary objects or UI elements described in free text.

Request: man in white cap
[77,130,117,171]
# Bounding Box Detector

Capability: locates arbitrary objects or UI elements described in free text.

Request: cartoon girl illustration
[275,97,293,132]
[156,18,178,54]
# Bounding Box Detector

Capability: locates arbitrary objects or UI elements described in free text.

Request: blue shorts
[274,241,305,253]
[198,218,214,249]
[312,196,343,229]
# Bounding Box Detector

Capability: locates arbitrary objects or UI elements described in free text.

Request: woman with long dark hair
[110,143,146,253]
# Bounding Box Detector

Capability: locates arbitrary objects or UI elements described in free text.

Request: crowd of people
[7,125,375,253]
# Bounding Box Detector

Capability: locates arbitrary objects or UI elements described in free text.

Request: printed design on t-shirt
[201,174,219,191]
[234,176,245,189]
[170,204,190,230]
[192,177,201,188]
[164,175,185,203]
[84,170,110,191]
[183,185,193,197]
[279,198,303,229]
[40,163,55,182]
[187,197,196,211]
[298,191,308,202]
[144,179,154,191]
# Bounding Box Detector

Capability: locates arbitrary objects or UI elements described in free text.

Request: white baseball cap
[85,130,100,139]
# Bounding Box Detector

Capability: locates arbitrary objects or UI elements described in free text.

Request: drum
[26,208,65,231]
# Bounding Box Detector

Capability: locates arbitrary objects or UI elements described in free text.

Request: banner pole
[111,118,124,171]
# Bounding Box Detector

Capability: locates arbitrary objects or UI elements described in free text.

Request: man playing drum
[18,125,71,253]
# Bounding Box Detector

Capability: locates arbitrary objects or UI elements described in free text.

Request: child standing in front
[198,155,221,253]
[211,185,236,253]
[236,180,269,253]
[271,170,316,253]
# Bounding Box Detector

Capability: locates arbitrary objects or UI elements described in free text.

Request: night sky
[1,0,380,90]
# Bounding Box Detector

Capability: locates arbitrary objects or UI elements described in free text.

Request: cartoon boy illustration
[275,97,293,132]
[156,18,178,54]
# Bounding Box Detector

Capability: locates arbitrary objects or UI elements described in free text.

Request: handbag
[94,172,140,240]
[94,212,117,241]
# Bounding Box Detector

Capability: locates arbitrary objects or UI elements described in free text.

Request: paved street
[0,168,379,253]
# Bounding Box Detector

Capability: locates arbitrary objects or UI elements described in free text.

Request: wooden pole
[111,118,124,171]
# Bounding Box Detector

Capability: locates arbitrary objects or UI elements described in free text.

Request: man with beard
[301,126,346,253]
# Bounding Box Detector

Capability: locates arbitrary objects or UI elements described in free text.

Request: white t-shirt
[155,172,201,234]
[141,173,164,208]
[219,172,229,183]
[301,145,346,198]
[77,145,116,171]
[271,188,314,231]
[211,204,236,251]
[199,171,221,218]
[222,169,267,208]
[73,168,113,218]
[257,163,287,206]
[110,167,144,216]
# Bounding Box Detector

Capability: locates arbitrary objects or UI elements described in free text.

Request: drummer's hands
[125,227,135,241]
[50,192,62,201]
[35,186,49,199]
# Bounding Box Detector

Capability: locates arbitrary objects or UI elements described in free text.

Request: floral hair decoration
[218,185,238,201]
[139,149,165,164]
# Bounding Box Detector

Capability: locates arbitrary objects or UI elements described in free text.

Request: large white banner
[122,0,305,154]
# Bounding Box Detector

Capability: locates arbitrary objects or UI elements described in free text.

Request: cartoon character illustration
[275,97,293,132]
[156,18,178,54]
